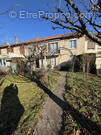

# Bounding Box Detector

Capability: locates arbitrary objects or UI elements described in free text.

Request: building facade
[0,33,101,75]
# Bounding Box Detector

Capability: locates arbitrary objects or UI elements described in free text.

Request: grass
[64,72,101,135]
[0,71,60,135]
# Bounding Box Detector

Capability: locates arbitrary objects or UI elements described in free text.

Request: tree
[43,0,101,45]
[24,42,47,75]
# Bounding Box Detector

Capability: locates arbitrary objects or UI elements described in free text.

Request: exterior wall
[70,36,86,55]
[0,37,86,65]
[13,46,24,58]
[84,40,101,75]
[0,59,6,66]
[46,36,86,69]
[25,46,30,56]
[45,36,101,75]
[84,40,97,54]
[24,44,36,57]
[1,48,7,55]
[95,44,101,75]
[58,39,71,65]
[0,46,26,58]
[0,35,101,75]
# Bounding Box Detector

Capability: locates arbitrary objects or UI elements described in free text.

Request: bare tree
[24,42,47,75]
[43,0,101,45]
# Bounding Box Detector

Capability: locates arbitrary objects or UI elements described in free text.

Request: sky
[0,0,68,45]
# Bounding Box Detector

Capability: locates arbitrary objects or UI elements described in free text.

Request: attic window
[87,40,95,49]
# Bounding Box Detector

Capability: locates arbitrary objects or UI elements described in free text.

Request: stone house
[0,33,101,75]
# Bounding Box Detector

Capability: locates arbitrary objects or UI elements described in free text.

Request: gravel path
[32,72,66,135]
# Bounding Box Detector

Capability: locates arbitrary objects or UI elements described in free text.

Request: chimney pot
[15,34,18,43]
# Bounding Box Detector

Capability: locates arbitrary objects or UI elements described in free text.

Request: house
[0,53,10,72]
[0,33,101,75]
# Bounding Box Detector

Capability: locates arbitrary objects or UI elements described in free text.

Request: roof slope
[0,33,78,48]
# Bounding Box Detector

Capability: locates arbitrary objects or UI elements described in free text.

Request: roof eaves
[0,33,78,48]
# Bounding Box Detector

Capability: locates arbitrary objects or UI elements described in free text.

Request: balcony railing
[48,49,60,55]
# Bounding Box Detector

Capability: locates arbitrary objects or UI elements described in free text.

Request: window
[20,46,25,54]
[69,40,77,49]
[7,47,14,53]
[48,42,59,54]
[50,58,56,66]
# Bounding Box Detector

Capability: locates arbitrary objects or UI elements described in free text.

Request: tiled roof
[0,33,76,48]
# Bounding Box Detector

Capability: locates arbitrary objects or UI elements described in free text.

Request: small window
[69,40,77,49]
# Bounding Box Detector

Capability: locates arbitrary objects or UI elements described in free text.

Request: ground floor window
[50,57,56,66]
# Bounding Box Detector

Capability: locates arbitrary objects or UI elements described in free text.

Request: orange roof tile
[0,33,76,48]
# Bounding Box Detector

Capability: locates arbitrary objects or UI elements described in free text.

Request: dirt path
[32,72,66,135]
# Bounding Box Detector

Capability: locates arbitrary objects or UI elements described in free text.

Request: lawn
[0,71,60,135]
[64,72,101,135]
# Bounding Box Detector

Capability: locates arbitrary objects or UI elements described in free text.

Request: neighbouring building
[0,33,101,75]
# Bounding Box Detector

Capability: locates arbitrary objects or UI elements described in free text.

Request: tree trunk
[87,62,90,78]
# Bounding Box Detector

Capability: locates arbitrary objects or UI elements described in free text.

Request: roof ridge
[0,32,75,48]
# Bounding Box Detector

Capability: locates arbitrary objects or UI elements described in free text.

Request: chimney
[35,35,39,39]
[15,34,18,43]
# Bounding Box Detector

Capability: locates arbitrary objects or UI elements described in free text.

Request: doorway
[36,60,39,68]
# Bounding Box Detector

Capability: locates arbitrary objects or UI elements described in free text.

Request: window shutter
[20,46,25,54]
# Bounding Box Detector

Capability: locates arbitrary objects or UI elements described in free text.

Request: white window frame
[69,39,77,49]
[48,42,59,53]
